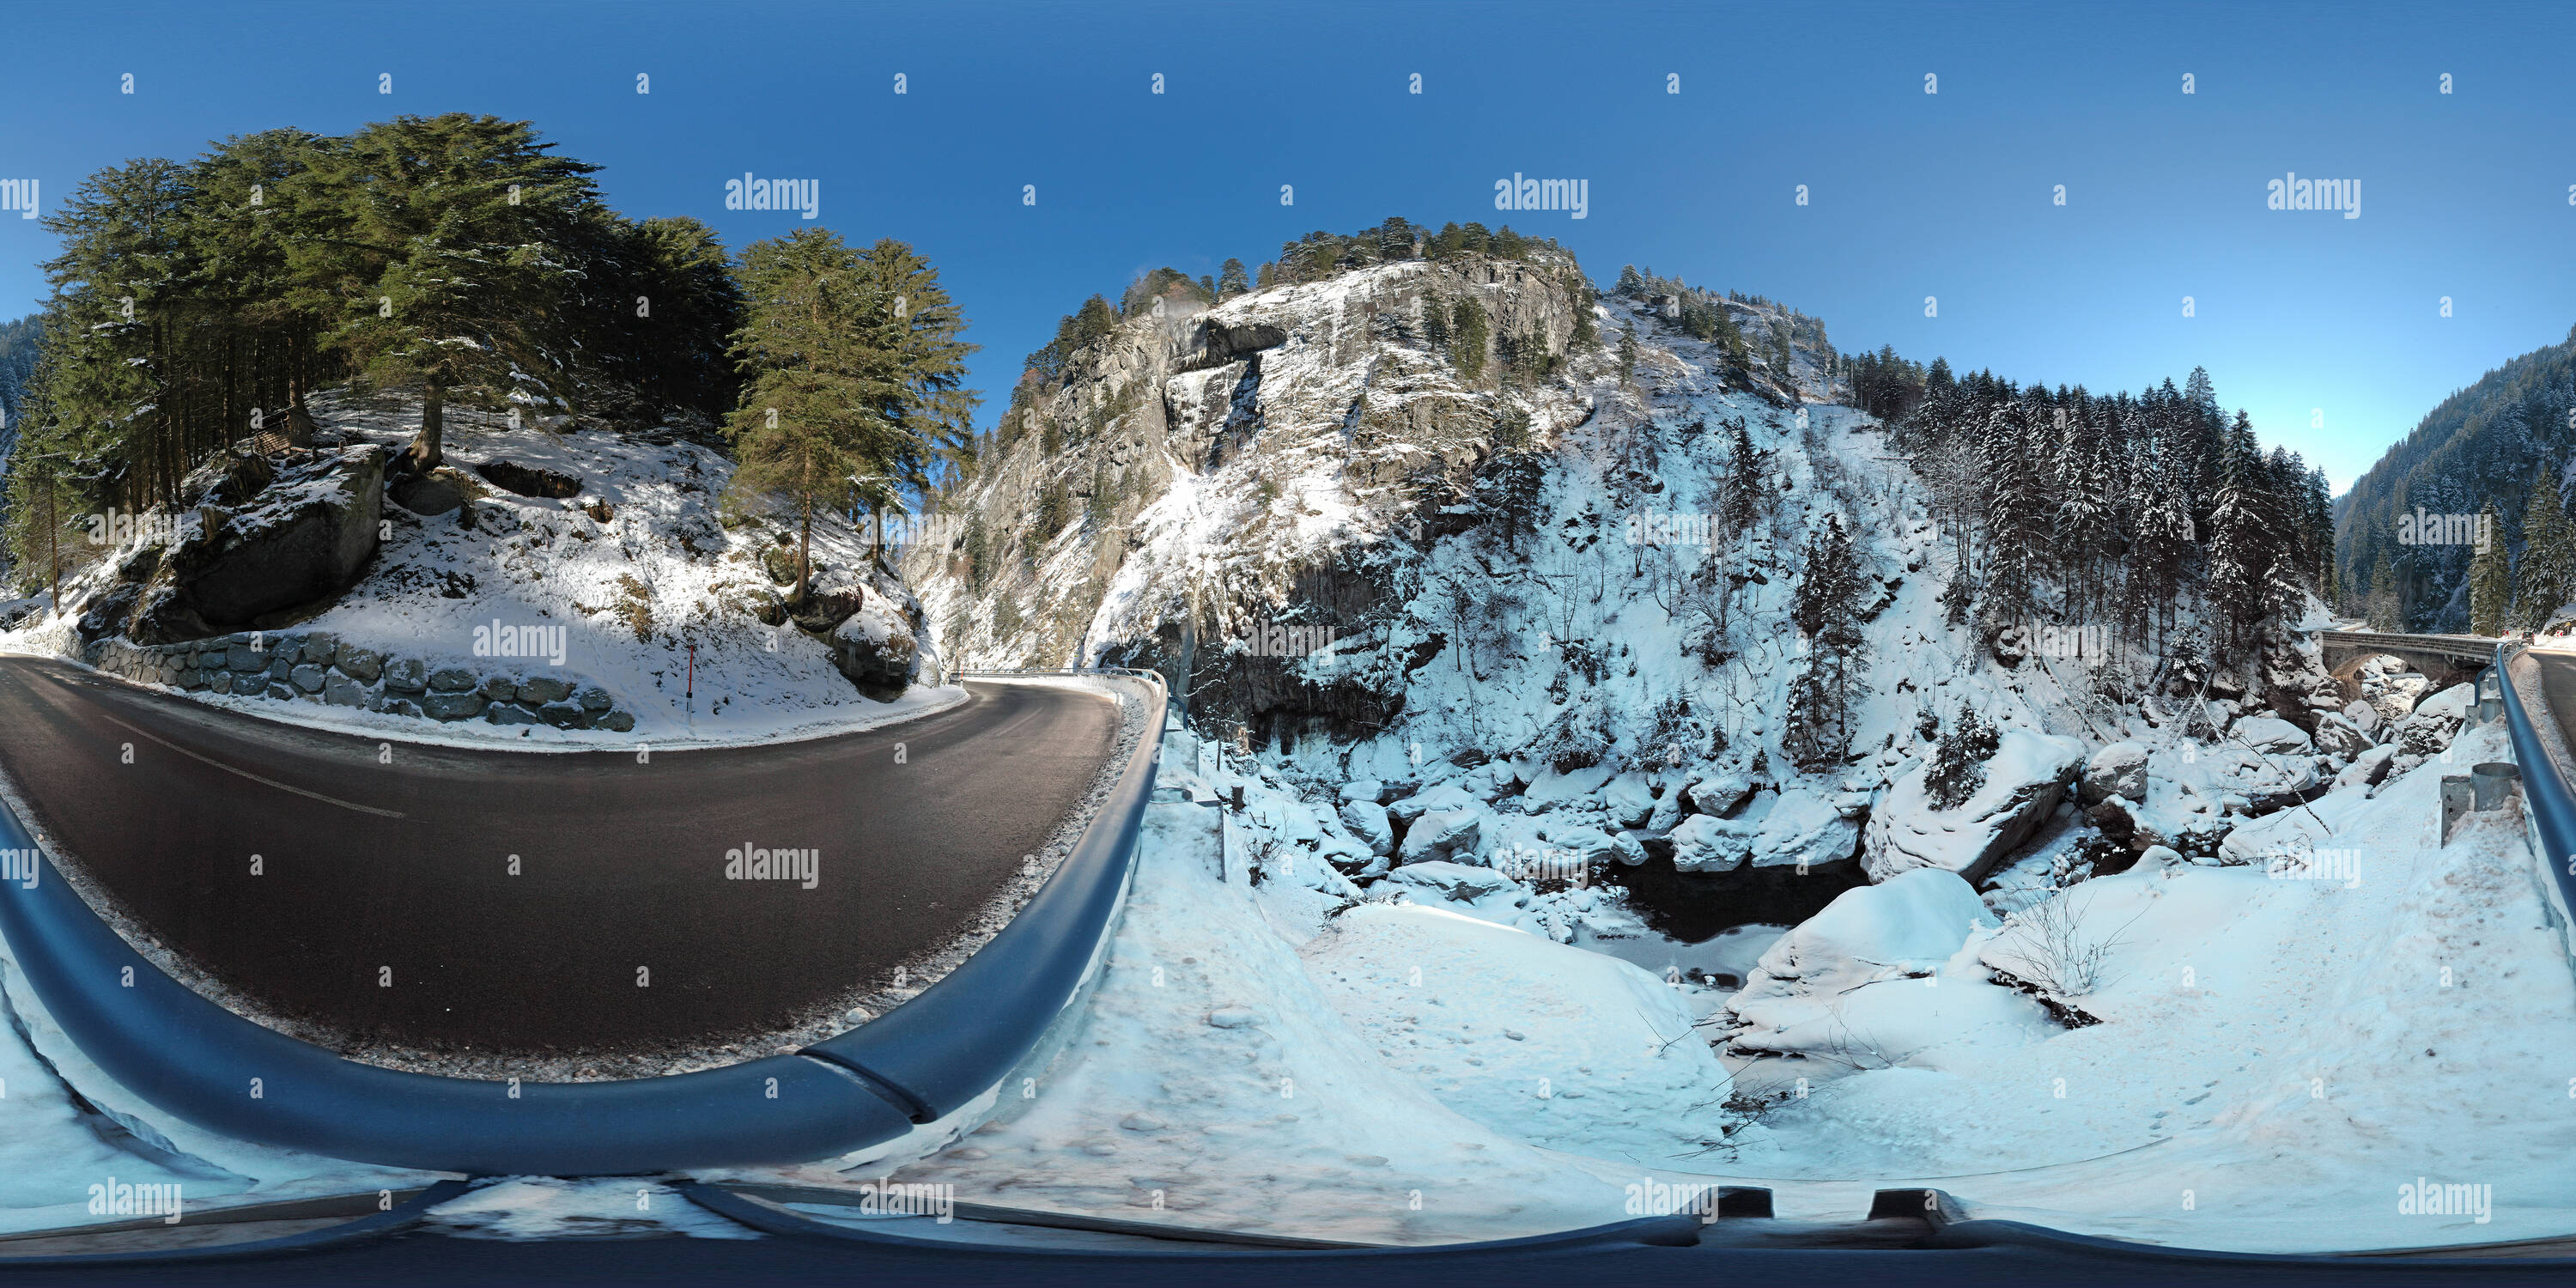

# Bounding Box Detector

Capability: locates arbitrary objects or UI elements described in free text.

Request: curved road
[0,659,1117,1055]
[2534,650,2576,756]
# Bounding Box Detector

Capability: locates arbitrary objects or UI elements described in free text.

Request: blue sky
[3,0,2570,490]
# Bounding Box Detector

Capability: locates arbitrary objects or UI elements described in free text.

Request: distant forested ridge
[2334,326,2576,632]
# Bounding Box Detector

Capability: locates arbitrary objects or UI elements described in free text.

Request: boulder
[2394,683,2475,758]
[1339,780,1385,805]
[159,445,387,632]
[2334,744,2398,790]
[2312,712,2372,757]
[335,644,386,683]
[829,598,926,701]
[1379,860,1520,908]
[1602,773,1658,828]
[1668,813,1757,873]
[1746,789,1865,870]
[1399,808,1485,865]
[1340,800,1394,856]
[790,564,871,634]
[517,675,574,705]
[1546,825,1619,867]
[428,666,478,693]
[1389,781,1479,824]
[383,656,428,692]
[2232,715,2312,755]
[422,690,486,720]
[289,664,327,693]
[1644,785,1686,834]
[1687,773,1753,817]
[2341,699,2382,738]
[324,673,368,708]
[2080,741,2150,805]
[472,459,582,499]
[596,710,637,732]
[484,702,544,726]
[1862,729,2084,884]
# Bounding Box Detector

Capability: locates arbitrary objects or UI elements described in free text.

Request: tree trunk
[411,378,445,472]
[797,446,814,605]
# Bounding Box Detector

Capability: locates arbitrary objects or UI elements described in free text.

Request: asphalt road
[2536,651,2576,757]
[0,659,1117,1055]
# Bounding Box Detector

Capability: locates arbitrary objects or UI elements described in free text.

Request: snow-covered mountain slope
[3,391,956,748]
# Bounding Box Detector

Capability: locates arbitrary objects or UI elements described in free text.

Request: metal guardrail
[0,668,1166,1176]
[2494,643,2576,956]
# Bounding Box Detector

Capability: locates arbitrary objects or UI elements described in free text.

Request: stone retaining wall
[82,632,638,732]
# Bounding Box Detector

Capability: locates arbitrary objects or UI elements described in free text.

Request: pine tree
[2518,465,2575,629]
[1720,419,1765,532]
[1217,258,1250,299]
[2470,499,2512,635]
[1448,296,1488,380]
[1923,705,1995,810]
[326,114,606,473]
[723,228,908,603]
[2364,548,2403,630]
[1783,515,1870,769]
[1616,320,1638,386]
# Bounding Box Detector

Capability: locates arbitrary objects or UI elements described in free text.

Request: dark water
[1598,853,1867,944]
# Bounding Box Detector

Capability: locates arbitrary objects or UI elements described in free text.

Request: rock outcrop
[1863,729,2084,884]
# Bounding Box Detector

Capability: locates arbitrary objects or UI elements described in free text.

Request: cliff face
[907,252,1606,739]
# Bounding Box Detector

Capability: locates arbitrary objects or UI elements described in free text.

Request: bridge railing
[0,668,1167,1176]
[2494,642,2576,959]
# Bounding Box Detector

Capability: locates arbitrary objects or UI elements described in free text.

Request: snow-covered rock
[1723,869,2051,1084]
[1388,781,1480,824]
[1522,763,1613,808]
[2333,744,2398,790]
[2232,715,2312,755]
[1743,788,1862,870]
[1340,799,1394,856]
[1862,729,2084,883]
[2394,683,2475,757]
[1399,807,1485,864]
[2080,741,2150,805]
[1381,860,1522,908]
[1667,812,1756,873]
[1602,773,1658,828]
[1686,773,1753,817]
[1339,779,1386,805]
[2340,699,2383,738]
[1643,787,1686,835]
[2312,712,2372,757]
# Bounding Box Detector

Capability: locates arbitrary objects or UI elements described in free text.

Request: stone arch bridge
[2319,629,2498,695]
